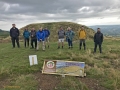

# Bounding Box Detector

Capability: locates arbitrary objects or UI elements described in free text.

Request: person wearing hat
[10,24,20,48]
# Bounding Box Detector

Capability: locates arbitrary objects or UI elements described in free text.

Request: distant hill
[89,25,120,36]
[19,22,95,41]
[0,29,9,38]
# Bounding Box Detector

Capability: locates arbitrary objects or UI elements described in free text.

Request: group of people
[10,24,103,53]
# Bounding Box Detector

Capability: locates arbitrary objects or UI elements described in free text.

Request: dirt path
[35,72,107,90]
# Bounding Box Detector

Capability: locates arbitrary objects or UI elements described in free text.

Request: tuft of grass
[56,76,88,90]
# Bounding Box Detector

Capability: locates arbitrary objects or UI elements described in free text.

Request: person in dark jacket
[23,28,30,47]
[10,24,20,48]
[94,28,103,53]
[30,28,37,49]
[58,27,65,49]
[44,28,50,48]
[36,27,45,51]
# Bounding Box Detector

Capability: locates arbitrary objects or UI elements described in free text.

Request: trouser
[80,39,86,50]
[45,37,49,47]
[68,39,73,47]
[24,38,29,47]
[31,39,37,48]
[37,40,45,50]
[94,43,102,53]
[11,37,20,48]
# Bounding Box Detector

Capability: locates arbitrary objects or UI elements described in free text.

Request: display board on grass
[42,60,85,77]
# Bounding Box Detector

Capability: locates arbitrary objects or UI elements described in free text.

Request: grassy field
[0,39,120,90]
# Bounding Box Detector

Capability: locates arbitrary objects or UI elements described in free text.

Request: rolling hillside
[0,29,9,38]
[19,22,95,41]
[89,25,120,36]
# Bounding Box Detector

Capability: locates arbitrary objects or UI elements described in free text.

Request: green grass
[0,39,120,90]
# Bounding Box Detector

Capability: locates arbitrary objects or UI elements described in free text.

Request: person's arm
[101,33,103,43]
[23,31,25,37]
[36,32,39,40]
[78,30,80,38]
[10,28,12,37]
[17,28,20,36]
[43,31,45,40]
[64,31,65,35]
[84,30,87,38]
[73,31,75,36]
[48,30,50,36]
[94,34,96,42]
[29,31,30,37]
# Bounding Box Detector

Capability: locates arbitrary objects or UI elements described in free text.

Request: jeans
[24,38,29,47]
[11,37,20,48]
[37,40,45,50]
[80,39,86,50]
[68,39,73,47]
[31,39,37,48]
[94,43,102,53]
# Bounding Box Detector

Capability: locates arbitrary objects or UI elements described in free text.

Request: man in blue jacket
[36,27,45,51]
[23,28,30,47]
[10,24,20,48]
[44,27,50,48]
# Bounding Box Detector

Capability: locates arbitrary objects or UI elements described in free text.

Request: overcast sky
[0,0,120,30]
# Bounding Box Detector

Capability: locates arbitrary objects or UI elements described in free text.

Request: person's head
[67,27,71,31]
[12,24,16,28]
[45,27,47,30]
[31,28,35,31]
[39,27,43,31]
[25,28,28,31]
[81,26,84,30]
[60,27,63,30]
[97,28,101,32]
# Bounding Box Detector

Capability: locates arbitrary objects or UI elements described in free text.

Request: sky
[0,0,120,30]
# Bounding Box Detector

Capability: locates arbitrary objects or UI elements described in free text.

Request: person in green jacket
[66,27,75,49]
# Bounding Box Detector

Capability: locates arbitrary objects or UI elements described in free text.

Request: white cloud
[1,2,19,12]
[0,0,120,30]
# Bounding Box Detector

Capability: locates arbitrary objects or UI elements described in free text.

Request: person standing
[66,27,75,49]
[23,28,30,47]
[44,27,50,48]
[36,27,45,51]
[94,28,103,53]
[10,24,20,48]
[58,27,65,49]
[78,26,86,50]
[30,28,37,49]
